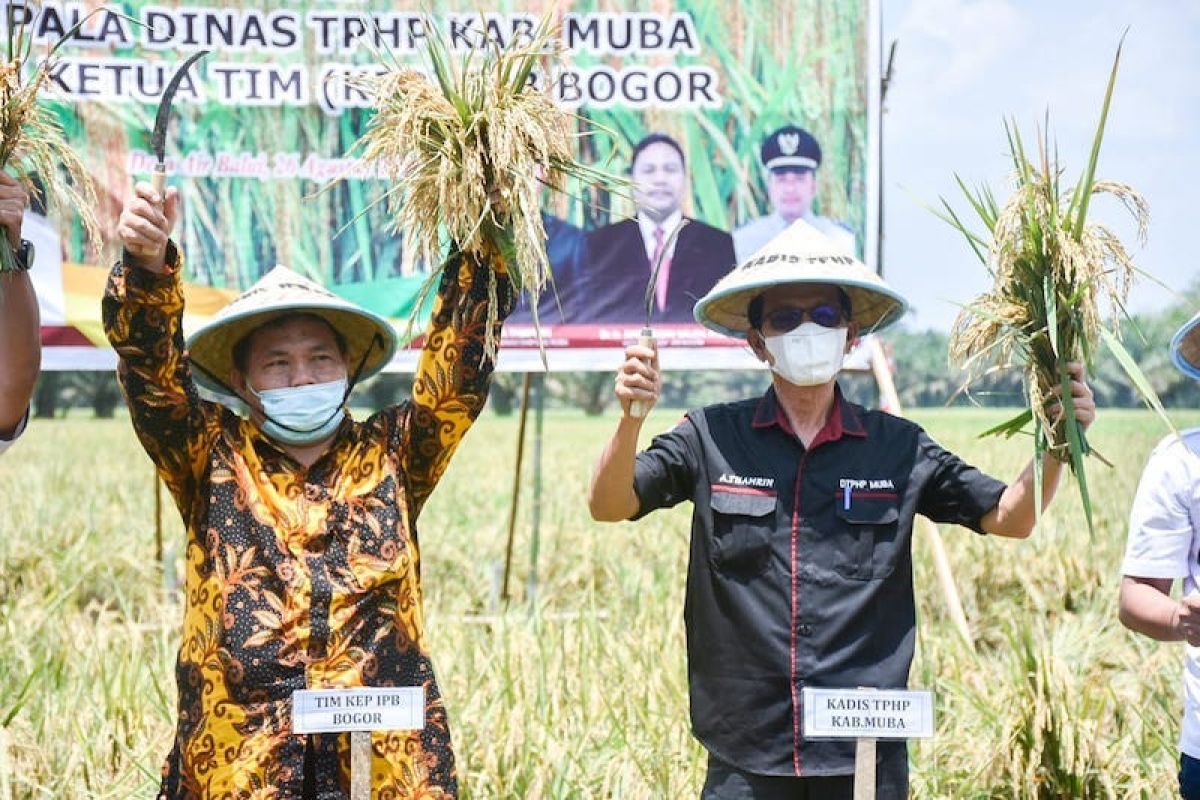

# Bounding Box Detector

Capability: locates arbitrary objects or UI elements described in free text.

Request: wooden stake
[154,470,163,565]
[868,337,975,650]
[527,373,545,607]
[853,736,877,800]
[501,373,532,604]
[350,730,371,800]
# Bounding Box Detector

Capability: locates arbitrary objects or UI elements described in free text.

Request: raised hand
[0,172,29,252]
[615,341,660,418]
[117,182,181,272]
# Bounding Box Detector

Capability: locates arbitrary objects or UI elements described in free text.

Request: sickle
[150,50,209,190]
[643,218,689,328]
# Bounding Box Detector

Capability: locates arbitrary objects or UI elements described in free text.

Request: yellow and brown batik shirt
[102,244,512,799]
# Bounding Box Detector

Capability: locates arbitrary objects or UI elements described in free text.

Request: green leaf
[979,408,1033,439]
[1044,273,1059,358]
[1,659,46,727]
[953,174,997,231]
[932,195,990,265]
[1058,366,1095,540]
[1099,326,1177,436]
[1005,118,1033,185]
[1032,413,1044,533]
[1072,31,1126,241]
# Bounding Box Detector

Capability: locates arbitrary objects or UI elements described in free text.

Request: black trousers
[302,735,317,800]
[701,754,909,800]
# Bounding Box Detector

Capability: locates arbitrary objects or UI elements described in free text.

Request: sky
[879,0,1200,332]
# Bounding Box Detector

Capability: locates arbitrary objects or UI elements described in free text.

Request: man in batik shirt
[105,182,512,798]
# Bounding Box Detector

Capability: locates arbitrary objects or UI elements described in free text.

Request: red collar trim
[751,385,867,444]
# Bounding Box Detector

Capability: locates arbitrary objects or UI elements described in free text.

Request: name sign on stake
[292,687,425,734]
[801,687,934,740]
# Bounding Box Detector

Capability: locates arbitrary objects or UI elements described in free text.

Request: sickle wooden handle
[628,330,655,419]
[150,168,167,202]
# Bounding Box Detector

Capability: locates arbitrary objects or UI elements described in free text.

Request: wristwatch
[12,239,33,272]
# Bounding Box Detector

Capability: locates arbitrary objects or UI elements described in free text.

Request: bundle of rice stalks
[939,36,1170,536]
[0,11,102,274]
[349,14,623,358]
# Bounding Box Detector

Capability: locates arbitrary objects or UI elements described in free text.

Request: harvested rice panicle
[940,36,1168,537]
[0,22,102,274]
[349,15,620,359]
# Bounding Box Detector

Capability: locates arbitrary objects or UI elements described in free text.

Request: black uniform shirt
[632,385,1007,778]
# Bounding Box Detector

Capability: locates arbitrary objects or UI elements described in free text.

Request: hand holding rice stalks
[351,15,621,358]
[0,11,102,274]
[940,36,1171,536]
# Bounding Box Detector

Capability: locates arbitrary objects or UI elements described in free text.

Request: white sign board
[292,687,425,734]
[802,687,934,740]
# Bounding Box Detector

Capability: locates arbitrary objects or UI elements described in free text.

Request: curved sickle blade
[152,50,209,165]
[643,218,689,327]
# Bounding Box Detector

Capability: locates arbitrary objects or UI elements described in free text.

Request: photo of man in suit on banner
[584,133,737,324]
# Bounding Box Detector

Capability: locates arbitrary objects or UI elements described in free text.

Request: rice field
[1,404,1198,798]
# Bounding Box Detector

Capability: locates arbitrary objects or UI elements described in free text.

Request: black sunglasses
[763,304,845,332]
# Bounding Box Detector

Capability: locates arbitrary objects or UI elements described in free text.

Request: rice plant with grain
[938,37,1169,536]
[0,10,102,274]
[348,14,625,353]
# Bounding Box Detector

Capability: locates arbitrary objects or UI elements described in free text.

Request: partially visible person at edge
[0,172,38,457]
[587,220,1096,799]
[104,181,514,798]
[733,124,856,263]
[1118,310,1200,800]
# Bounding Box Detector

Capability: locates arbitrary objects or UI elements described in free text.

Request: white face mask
[763,323,848,386]
[249,378,348,446]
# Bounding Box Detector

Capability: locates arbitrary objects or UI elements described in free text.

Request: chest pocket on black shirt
[834,493,900,580]
[709,489,776,578]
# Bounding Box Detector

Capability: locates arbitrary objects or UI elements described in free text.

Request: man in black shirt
[588,221,1096,799]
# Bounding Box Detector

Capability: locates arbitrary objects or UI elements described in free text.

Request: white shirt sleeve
[0,408,28,457]
[1121,435,1199,580]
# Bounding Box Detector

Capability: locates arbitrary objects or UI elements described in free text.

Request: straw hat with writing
[1171,310,1200,380]
[693,219,908,338]
[187,265,398,394]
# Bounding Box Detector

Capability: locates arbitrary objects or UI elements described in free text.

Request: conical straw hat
[1171,310,1200,380]
[187,266,397,394]
[693,219,908,338]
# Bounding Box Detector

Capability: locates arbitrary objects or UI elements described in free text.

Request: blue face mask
[249,378,348,446]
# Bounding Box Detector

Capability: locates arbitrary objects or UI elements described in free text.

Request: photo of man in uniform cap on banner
[734,125,857,263]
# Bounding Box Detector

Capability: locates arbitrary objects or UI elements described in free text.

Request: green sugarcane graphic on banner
[23,0,873,358]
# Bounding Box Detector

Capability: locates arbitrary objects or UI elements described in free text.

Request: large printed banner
[20,0,879,372]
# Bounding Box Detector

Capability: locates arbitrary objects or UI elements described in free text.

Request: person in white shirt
[1118,309,1200,799]
[733,125,856,262]
[0,172,37,456]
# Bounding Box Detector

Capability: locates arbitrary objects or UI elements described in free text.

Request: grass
[2,406,1198,798]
